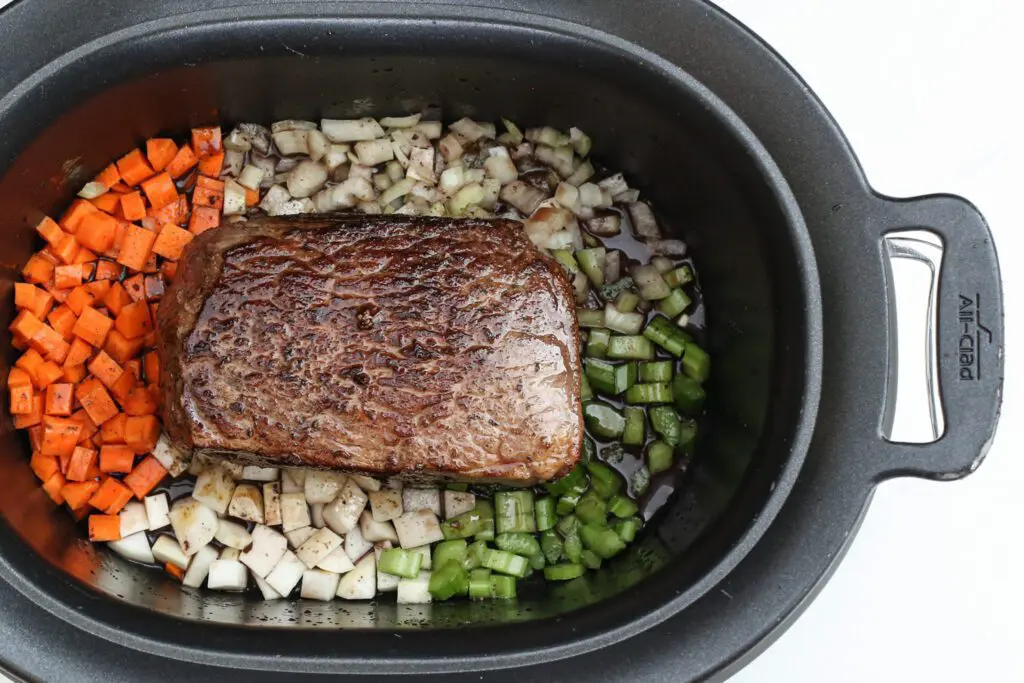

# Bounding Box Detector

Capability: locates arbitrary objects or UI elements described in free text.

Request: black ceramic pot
[0,1,1003,681]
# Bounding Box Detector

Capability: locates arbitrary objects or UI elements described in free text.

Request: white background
[0,0,1020,681]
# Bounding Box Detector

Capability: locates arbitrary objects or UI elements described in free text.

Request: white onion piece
[301,569,341,601]
[408,545,432,569]
[322,144,350,171]
[499,180,547,215]
[373,173,393,191]
[109,532,155,565]
[396,571,432,604]
[119,501,149,537]
[448,117,490,143]
[379,177,414,207]
[603,303,645,335]
[604,249,622,285]
[524,205,572,247]
[222,150,244,177]
[222,179,247,216]
[480,178,501,210]
[310,502,325,529]
[438,134,464,161]
[633,264,672,300]
[652,239,688,257]
[651,255,675,274]
[336,553,376,600]
[239,123,272,154]
[208,559,248,591]
[306,129,329,162]
[286,160,328,199]
[286,526,316,549]
[627,201,661,240]
[443,491,476,519]
[254,573,283,600]
[182,544,219,588]
[439,166,466,195]
[384,160,404,182]
[304,471,346,505]
[578,183,604,208]
[355,139,395,166]
[406,146,436,184]
[224,128,252,152]
[272,130,309,156]
[614,188,640,203]
[240,525,288,578]
[570,127,592,157]
[359,511,399,543]
[228,484,264,524]
[555,182,580,211]
[484,150,518,186]
[152,434,188,477]
[412,120,443,140]
[401,488,441,516]
[280,492,311,532]
[410,182,437,203]
[77,182,107,199]
[321,118,385,142]
[258,184,291,215]
[510,141,534,160]
[573,271,590,304]
[535,144,575,177]
[322,480,369,534]
[566,160,595,187]
[374,542,400,592]
[144,493,170,530]
[380,113,422,128]
[349,475,382,492]
[152,535,189,569]
[598,172,629,197]
[296,527,343,569]
[214,520,252,550]
[393,509,444,549]
[219,547,241,561]
[317,546,356,574]
[526,126,570,147]
[265,550,305,596]
[586,214,621,237]
[271,119,317,133]
[263,482,282,526]
[369,489,403,522]
[169,497,220,555]
[280,468,306,493]
[501,118,525,144]
[241,465,279,482]
[344,523,374,562]
[449,182,484,216]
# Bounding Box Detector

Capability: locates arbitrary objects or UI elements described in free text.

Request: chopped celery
[614,289,640,313]
[466,540,490,569]
[551,249,580,274]
[579,523,626,559]
[489,574,517,599]
[583,435,596,463]
[574,491,608,526]
[632,264,672,300]
[648,405,683,445]
[583,402,626,439]
[663,265,693,288]
[580,373,594,401]
[603,303,645,335]
[646,440,674,474]
[672,373,706,414]
[607,335,655,360]
[535,497,557,532]
[442,500,494,539]
[378,548,423,579]
[469,568,492,599]
[428,560,469,600]
[585,329,611,358]
[625,382,672,404]
[613,517,641,543]
[622,406,646,445]
[482,548,530,578]
[495,532,541,557]
[494,491,536,534]
[545,465,588,497]
[584,358,617,395]
[586,461,622,499]
[577,308,606,328]
[639,360,674,383]
[580,549,603,570]
[544,563,585,581]
[529,552,546,570]
[563,534,583,564]
[613,362,638,394]
[576,247,606,288]
[541,530,564,564]
[608,495,639,519]
[556,514,580,538]
[556,493,581,516]
[433,539,468,570]
[601,276,634,301]
[682,342,710,383]
[642,315,691,356]
[630,466,651,496]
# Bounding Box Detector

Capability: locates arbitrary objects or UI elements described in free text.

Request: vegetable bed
[7,112,708,604]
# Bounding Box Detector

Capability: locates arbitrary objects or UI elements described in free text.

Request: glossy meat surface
[158,215,582,484]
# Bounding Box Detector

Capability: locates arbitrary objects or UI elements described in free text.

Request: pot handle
[875,194,1003,480]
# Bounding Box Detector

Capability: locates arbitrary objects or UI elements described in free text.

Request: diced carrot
[30,452,60,481]
[113,301,152,340]
[123,453,166,498]
[40,416,83,459]
[64,337,93,368]
[124,415,160,454]
[77,256,98,275]
[191,127,223,157]
[100,282,130,318]
[160,260,178,282]
[27,425,44,451]
[9,383,33,414]
[29,289,55,322]
[116,224,157,272]
[35,216,64,247]
[165,562,186,581]
[38,248,60,265]
[72,306,113,348]
[53,264,83,290]
[116,149,155,187]
[109,369,136,404]
[85,279,111,301]
[122,385,158,416]
[142,351,160,384]
[61,480,100,510]
[106,219,129,258]
[13,394,44,429]
[44,383,73,416]
[191,184,224,210]
[52,233,81,265]
[62,364,86,384]
[143,331,158,349]
[94,163,121,191]
[124,358,142,380]
[188,206,220,235]
[140,172,177,210]
[195,175,225,191]
[103,329,144,365]
[99,444,135,473]
[119,191,147,221]
[76,211,118,253]
[143,275,165,301]
[197,151,224,177]
[146,138,178,172]
[22,254,55,285]
[35,361,64,389]
[15,347,45,382]
[30,323,70,363]
[9,309,44,344]
[122,274,146,303]
[142,253,158,274]
[165,145,199,179]
[47,289,68,306]
[60,199,99,234]
[100,413,127,444]
[89,192,120,214]
[88,514,121,541]
[245,186,260,207]
[89,477,133,514]
[65,445,97,481]
[110,182,134,194]
[71,407,99,442]
[63,287,94,317]
[14,282,37,310]
[75,378,120,426]
[94,259,122,281]
[87,351,124,389]
[8,368,32,388]
[48,305,79,341]
[42,472,66,504]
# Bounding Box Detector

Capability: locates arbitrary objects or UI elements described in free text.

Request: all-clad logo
[958,293,993,381]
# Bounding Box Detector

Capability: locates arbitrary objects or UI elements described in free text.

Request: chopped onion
[360,511,399,543]
[336,553,377,600]
[578,182,604,208]
[119,501,149,537]
[322,480,368,534]
[109,532,155,565]
[586,213,621,237]
[573,271,590,304]
[627,201,662,240]
[238,123,272,154]
[499,180,547,215]
[614,188,640,203]
[412,120,443,140]
[438,166,466,195]
[410,182,437,203]
[349,163,374,180]
[77,182,106,199]
[449,117,490,143]
[265,550,305,596]
[392,509,444,549]
[510,141,534,160]
[259,184,291,214]
[369,489,404,522]
[304,471,346,505]
[214,519,252,550]
[443,491,476,519]
[406,146,436,184]
[181,544,219,588]
[170,497,220,555]
[526,126,570,147]
[271,120,317,133]
[449,182,485,215]
[228,483,264,524]
[380,113,422,128]
[535,144,575,177]
[253,574,283,600]
[396,571,432,604]
[480,178,501,210]
[224,128,252,152]
[344,523,374,562]
[379,177,414,207]
[652,239,688,257]
[301,569,341,601]
[373,173,393,192]
[222,150,243,178]
[604,303,645,335]
[651,255,675,274]
[570,127,592,157]
[322,144,350,171]
[598,172,629,197]
[208,559,248,591]
[240,525,288,578]
[501,118,525,145]
[318,546,356,574]
[321,117,386,142]
[145,493,170,530]
[306,129,329,162]
[438,134,464,162]
[484,150,518,185]
[237,164,265,191]
[633,264,672,300]
[280,492,311,532]
[555,182,580,211]
[296,527,344,569]
[566,159,595,187]
[152,535,189,569]
[524,205,571,247]
[222,179,247,216]
[355,138,395,166]
[286,160,328,198]
[603,250,622,285]
[272,130,309,156]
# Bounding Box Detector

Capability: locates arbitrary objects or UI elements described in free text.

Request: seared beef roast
[158,215,582,484]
